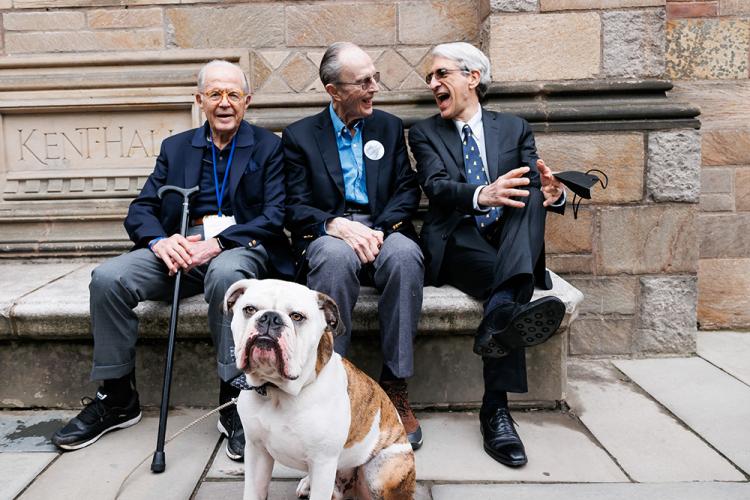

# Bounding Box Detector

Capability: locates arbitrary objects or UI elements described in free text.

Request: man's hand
[325,217,384,264]
[151,234,202,275]
[538,159,564,207]
[186,237,223,272]
[477,166,531,208]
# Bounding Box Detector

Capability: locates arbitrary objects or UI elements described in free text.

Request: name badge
[203,215,236,239]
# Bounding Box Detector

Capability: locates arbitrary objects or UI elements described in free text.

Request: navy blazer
[282,108,420,263]
[408,109,563,286]
[124,120,294,278]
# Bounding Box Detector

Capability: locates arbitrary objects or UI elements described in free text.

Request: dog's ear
[224,279,254,314]
[317,292,344,337]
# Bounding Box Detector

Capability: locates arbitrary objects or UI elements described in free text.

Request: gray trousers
[305,230,424,379]
[89,233,268,383]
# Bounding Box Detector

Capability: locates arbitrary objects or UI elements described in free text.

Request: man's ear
[325,83,340,102]
[317,292,344,337]
[224,279,254,314]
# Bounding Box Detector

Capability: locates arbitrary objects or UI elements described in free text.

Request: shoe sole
[408,429,423,451]
[55,412,142,451]
[217,420,244,462]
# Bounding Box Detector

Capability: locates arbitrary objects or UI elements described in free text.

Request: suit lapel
[362,116,380,212]
[185,126,206,189]
[436,117,466,181]
[314,110,345,198]
[483,109,500,181]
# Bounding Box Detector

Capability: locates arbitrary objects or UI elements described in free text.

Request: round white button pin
[364,140,385,161]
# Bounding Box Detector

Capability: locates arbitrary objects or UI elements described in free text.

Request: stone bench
[0,261,583,409]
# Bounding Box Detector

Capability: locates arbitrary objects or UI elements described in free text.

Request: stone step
[698,331,750,387]
[0,261,582,408]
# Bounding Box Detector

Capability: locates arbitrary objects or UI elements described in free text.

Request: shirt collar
[329,103,362,138]
[453,107,483,139]
[201,120,253,149]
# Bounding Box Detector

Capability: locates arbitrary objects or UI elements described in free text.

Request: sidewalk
[2,331,749,500]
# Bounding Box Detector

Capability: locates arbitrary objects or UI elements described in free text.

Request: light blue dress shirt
[329,104,368,204]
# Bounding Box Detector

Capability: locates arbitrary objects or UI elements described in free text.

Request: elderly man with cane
[51,60,293,463]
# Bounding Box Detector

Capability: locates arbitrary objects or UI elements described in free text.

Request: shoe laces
[489,408,519,435]
[77,396,110,425]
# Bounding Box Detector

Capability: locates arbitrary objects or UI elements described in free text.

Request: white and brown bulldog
[224,279,416,500]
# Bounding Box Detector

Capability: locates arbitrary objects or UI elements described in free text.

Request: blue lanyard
[209,132,237,216]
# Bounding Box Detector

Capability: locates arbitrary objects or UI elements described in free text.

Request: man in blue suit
[52,60,292,461]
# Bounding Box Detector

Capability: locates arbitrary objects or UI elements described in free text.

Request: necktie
[462,124,501,233]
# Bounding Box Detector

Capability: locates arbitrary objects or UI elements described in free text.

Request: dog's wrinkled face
[224,279,343,387]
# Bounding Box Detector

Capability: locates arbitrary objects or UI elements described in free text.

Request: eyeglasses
[424,68,469,85]
[335,72,380,90]
[202,88,246,104]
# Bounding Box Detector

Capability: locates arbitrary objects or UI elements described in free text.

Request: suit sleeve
[408,122,478,215]
[517,118,565,215]
[124,142,170,248]
[218,138,287,247]
[373,120,420,232]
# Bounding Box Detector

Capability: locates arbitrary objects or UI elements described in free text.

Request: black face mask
[552,169,608,219]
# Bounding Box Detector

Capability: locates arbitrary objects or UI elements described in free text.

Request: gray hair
[431,42,491,100]
[319,41,359,86]
[197,60,250,94]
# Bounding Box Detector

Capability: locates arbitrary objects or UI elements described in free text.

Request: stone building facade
[0,0,743,359]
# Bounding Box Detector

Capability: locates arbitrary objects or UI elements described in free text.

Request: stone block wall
[0,1,710,355]
[664,0,750,330]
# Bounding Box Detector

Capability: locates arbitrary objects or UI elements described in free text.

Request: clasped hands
[151,234,222,275]
[326,217,384,265]
[477,159,564,209]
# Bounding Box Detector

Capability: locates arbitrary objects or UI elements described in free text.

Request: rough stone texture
[569,317,634,355]
[720,0,750,15]
[667,19,750,80]
[3,11,85,31]
[167,4,284,49]
[376,49,413,91]
[489,12,600,81]
[490,0,538,11]
[399,0,480,44]
[597,205,698,275]
[545,207,593,254]
[279,52,317,93]
[565,276,638,316]
[536,132,645,204]
[602,9,666,78]
[87,8,163,29]
[635,275,697,354]
[699,258,750,329]
[702,129,750,166]
[4,29,163,53]
[542,0,664,9]
[287,3,396,47]
[699,213,750,258]
[736,168,750,211]
[647,129,701,203]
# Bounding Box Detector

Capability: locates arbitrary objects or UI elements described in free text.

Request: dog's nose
[256,311,284,337]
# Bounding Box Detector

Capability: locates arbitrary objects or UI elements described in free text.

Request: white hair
[197,60,250,93]
[431,42,491,100]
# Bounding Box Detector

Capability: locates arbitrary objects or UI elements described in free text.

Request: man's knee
[204,251,261,299]
[379,235,424,273]
[90,259,128,295]
[307,237,360,274]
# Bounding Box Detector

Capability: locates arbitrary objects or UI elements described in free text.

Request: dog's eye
[243,306,257,317]
[289,312,305,322]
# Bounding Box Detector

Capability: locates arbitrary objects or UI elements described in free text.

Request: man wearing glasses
[282,42,424,450]
[408,42,566,467]
[52,60,293,462]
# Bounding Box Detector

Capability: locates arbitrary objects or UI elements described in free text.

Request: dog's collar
[248,382,273,397]
[230,374,274,397]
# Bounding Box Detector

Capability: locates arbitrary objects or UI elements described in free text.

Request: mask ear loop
[571,193,582,220]
[586,168,609,190]
[569,170,608,220]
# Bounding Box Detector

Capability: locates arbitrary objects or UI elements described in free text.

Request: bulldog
[224,279,416,500]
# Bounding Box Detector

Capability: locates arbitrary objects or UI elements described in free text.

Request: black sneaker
[51,389,141,450]
[217,406,245,461]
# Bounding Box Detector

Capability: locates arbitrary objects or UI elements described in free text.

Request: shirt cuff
[148,236,164,251]
[550,189,567,208]
[473,185,491,212]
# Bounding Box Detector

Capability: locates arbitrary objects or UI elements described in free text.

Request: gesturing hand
[325,217,384,264]
[151,234,202,275]
[477,166,531,208]
[538,159,564,207]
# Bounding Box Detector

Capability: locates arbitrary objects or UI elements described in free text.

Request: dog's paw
[295,475,311,498]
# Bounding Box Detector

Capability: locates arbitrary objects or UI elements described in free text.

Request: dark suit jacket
[408,109,563,286]
[282,107,420,267]
[124,120,294,278]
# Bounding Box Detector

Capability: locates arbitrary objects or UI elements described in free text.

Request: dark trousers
[440,188,547,393]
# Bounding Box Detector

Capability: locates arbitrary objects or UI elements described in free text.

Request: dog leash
[114,397,238,500]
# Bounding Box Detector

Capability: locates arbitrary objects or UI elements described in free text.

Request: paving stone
[432,482,750,500]
[635,275,697,354]
[698,258,750,329]
[699,213,750,259]
[602,9,666,78]
[0,453,57,500]
[698,331,750,387]
[195,479,432,500]
[614,357,750,474]
[19,408,218,500]
[0,410,76,452]
[666,19,750,80]
[568,360,743,481]
[647,129,701,203]
[207,446,304,479]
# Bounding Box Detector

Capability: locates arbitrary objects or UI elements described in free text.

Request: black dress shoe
[218,406,245,462]
[480,407,527,467]
[474,296,565,358]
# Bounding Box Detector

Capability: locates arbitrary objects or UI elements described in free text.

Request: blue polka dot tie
[462,124,501,234]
